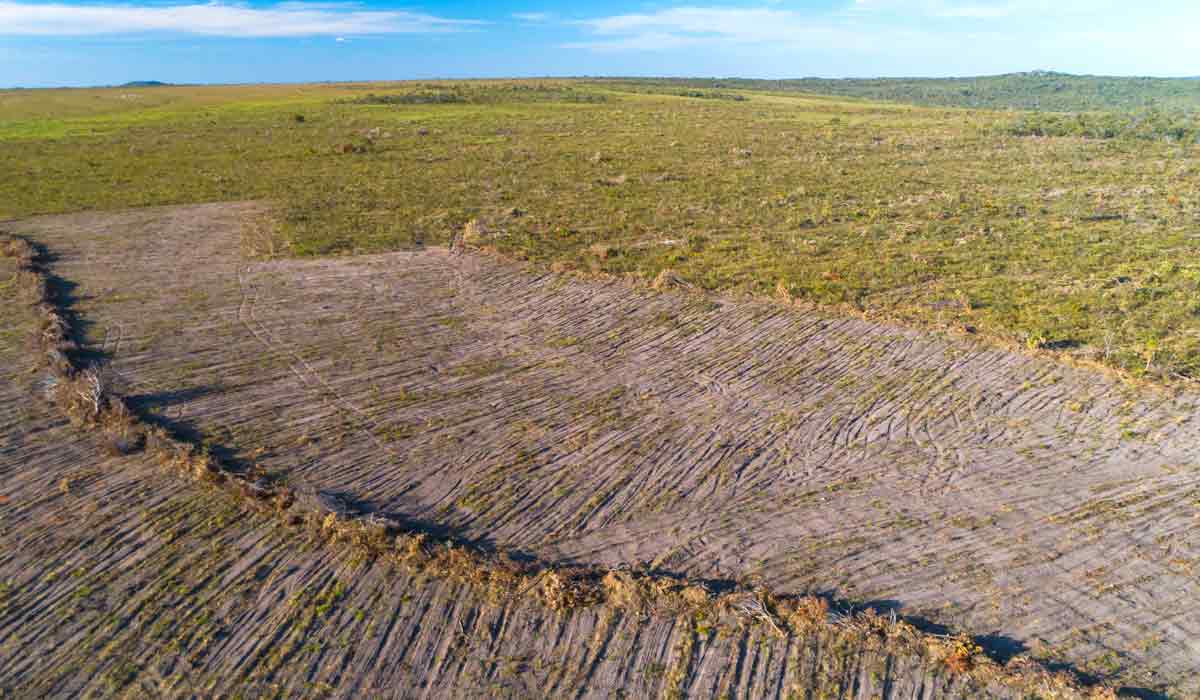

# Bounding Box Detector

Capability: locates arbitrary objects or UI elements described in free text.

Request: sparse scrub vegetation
[7,78,1200,382]
[604,72,1200,112]
[343,82,610,106]
[1004,109,1200,142]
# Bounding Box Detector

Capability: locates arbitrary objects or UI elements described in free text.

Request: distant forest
[605,72,1200,142]
[606,72,1200,113]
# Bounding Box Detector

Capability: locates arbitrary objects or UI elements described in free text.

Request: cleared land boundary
[1,229,1117,699]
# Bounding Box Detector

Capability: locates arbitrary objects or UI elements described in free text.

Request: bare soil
[5,374,953,699]
[1,234,1060,699]
[5,202,1196,694]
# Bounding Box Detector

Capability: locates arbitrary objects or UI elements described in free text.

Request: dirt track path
[9,202,1200,693]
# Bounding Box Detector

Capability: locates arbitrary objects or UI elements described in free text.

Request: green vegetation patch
[343,82,611,106]
[602,72,1200,112]
[1005,109,1200,142]
[6,79,1200,382]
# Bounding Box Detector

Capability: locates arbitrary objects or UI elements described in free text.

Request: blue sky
[1,0,1198,87]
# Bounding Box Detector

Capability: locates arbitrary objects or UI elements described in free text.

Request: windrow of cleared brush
[0,230,1120,699]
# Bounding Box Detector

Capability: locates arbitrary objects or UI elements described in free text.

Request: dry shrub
[588,243,613,259]
[601,569,716,619]
[781,596,830,630]
[537,569,602,610]
[652,268,690,291]
[927,633,984,673]
[1,236,35,268]
[395,533,433,566]
[461,219,487,246]
[140,421,235,488]
[601,569,654,613]
[2,237,46,307]
[47,368,107,425]
[680,584,711,608]
[774,280,793,305]
[997,656,1120,700]
[721,590,787,636]
[450,219,490,253]
[2,236,80,372]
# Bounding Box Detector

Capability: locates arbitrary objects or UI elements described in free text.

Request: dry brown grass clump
[2,237,51,312]
[2,236,35,267]
[240,209,286,260]
[461,218,487,246]
[652,268,691,291]
[774,279,794,305]
[451,219,489,253]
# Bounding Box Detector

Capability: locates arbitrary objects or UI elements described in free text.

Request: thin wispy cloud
[563,1,1196,62]
[851,0,1127,19]
[512,12,552,23]
[0,1,481,37]
[565,6,893,52]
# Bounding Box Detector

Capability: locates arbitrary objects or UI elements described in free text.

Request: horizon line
[8,69,1200,91]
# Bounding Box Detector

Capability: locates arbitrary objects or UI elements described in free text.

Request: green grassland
[4,78,1200,381]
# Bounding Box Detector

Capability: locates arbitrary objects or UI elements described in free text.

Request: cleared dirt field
[3,202,1195,695]
[1,352,995,699]
[0,215,1089,699]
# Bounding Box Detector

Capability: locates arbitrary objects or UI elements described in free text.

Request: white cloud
[513,12,551,23]
[936,5,1012,18]
[851,0,1130,20]
[0,1,481,37]
[566,6,896,52]
[563,2,1179,55]
[559,2,1200,77]
[564,31,699,52]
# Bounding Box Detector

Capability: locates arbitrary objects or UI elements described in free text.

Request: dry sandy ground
[1,216,1053,699]
[0,363,987,699]
[5,202,1197,695]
